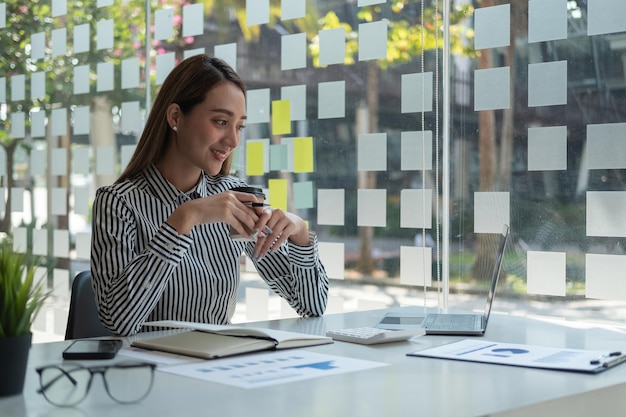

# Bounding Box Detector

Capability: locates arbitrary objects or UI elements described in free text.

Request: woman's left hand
[252,208,309,260]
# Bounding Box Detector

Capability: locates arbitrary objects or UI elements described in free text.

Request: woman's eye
[215,120,227,126]
[237,125,246,132]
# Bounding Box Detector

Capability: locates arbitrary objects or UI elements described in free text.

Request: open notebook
[421,225,510,335]
[132,320,333,359]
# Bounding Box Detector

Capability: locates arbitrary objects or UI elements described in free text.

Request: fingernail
[264,225,273,235]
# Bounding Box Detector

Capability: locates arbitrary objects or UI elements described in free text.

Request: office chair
[64,270,115,339]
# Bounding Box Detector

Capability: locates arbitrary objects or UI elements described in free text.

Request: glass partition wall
[1,0,625,342]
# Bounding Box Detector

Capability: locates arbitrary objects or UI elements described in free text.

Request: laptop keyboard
[423,314,483,330]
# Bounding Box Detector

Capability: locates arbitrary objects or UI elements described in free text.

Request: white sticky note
[528,126,567,171]
[318,81,345,119]
[30,149,46,176]
[282,0,305,20]
[52,0,67,17]
[528,0,567,43]
[246,89,270,124]
[0,77,5,102]
[73,186,89,215]
[51,28,67,57]
[156,52,175,85]
[588,0,626,36]
[0,152,6,177]
[281,85,306,121]
[246,287,269,321]
[51,148,67,176]
[402,72,433,113]
[474,67,510,111]
[246,0,269,26]
[318,242,345,280]
[52,187,67,215]
[11,112,25,138]
[154,8,174,40]
[0,3,5,28]
[400,246,432,287]
[214,43,237,71]
[51,108,67,137]
[11,74,25,101]
[587,191,626,237]
[400,189,432,229]
[358,133,387,171]
[52,269,70,301]
[121,58,140,89]
[53,229,69,258]
[282,33,307,70]
[474,4,510,50]
[74,24,90,53]
[33,229,47,256]
[96,19,114,50]
[319,28,345,66]
[121,144,136,171]
[98,0,113,6]
[31,32,46,61]
[75,232,91,259]
[474,192,510,233]
[586,254,626,300]
[527,251,566,296]
[358,0,385,6]
[30,110,45,138]
[358,20,387,61]
[97,61,114,92]
[31,71,45,100]
[184,48,205,60]
[13,227,27,253]
[528,61,567,107]
[121,101,141,133]
[318,189,344,226]
[11,187,24,212]
[401,131,432,171]
[96,146,115,176]
[182,3,204,37]
[73,147,90,174]
[74,65,90,95]
[357,189,386,227]
[73,106,90,136]
[586,123,626,169]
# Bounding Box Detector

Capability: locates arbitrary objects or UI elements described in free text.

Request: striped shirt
[91,164,329,336]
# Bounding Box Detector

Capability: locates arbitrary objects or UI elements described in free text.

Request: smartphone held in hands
[62,339,123,360]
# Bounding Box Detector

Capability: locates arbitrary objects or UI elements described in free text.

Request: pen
[244,202,270,208]
[590,351,622,366]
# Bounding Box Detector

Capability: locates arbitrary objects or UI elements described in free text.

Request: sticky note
[400,189,432,229]
[272,100,291,135]
[586,123,626,169]
[247,89,270,124]
[281,33,306,70]
[215,43,237,71]
[527,251,566,296]
[318,81,345,119]
[154,9,174,41]
[318,189,345,225]
[96,19,114,50]
[74,65,90,95]
[30,149,46,176]
[121,101,141,133]
[51,28,67,57]
[156,52,175,85]
[72,147,90,174]
[474,192,510,233]
[588,0,626,36]
[358,133,386,171]
[97,62,114,92]
[51,108,67,136]
[402,72,433,113]
[281,85,306,121]
[73,186,89,215]
[182,3,203,37]
[294,137,313,173]
[527,126,566,171]
[401,131,432,171]
[293,181,314,209]
[122,58,140,89]
[52,187,67,215]
[474,4,510,50]
[73,106,90,136]
[31,71,45,100]
[11,112,25,138]
[246,0,269,26]
[358,20,387,61]
[528,0,567,43]
[319,28,345,66]
[31,32,46,61]
[74,24,90,53]
[587,191,626,237]
[586,253,626,300]
[52,0,67,17]
[357,189,386,227]
[96,146,114,176]
[53,229,69,258]
[282,0,305,20]
[528,61,567,107]
[11,74,25,101]
[270,144,288,171]
[401,246,432,286]
[268,179,288,210]
[474,67,510,111]
[318,242,345,280]
[246,140,266,176]
[51,148,67,176]
[30,110,46,138]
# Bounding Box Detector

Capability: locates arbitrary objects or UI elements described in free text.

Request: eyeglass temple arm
[37,367,79,394]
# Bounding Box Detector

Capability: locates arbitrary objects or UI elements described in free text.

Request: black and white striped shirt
[91,164,329,336]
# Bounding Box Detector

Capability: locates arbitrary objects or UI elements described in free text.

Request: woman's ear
[166,103,181,129]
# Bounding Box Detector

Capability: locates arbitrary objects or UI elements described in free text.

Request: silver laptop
[422,224,510,336]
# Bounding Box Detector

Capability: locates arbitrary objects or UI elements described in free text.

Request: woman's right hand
[167,190,261,236]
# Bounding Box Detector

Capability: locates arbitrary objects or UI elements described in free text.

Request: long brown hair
[116,54,246,184]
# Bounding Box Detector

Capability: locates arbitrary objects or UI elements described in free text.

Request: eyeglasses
[36,361,156,407]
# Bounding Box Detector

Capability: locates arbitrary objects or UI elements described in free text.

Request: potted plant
[0,237,49,397]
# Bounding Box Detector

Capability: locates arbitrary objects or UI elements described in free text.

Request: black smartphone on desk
[62,339,123,360]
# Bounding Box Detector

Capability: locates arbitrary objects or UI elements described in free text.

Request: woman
[91,54,329,336]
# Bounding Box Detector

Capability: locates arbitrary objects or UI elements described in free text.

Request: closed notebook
[131,320,333,359]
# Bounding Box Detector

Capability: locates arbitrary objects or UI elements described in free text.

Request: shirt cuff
[149,223,193,264]
[287,231,318,267]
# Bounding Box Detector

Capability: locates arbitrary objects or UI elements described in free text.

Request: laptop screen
[482,225,510,324]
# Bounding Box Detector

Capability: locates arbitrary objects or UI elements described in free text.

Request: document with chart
[409,339,626,373]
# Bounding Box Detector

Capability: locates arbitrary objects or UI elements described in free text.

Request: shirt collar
[143,164,207,203]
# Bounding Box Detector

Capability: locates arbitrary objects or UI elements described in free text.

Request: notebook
[421,224,510,336]
[132,320,333,359]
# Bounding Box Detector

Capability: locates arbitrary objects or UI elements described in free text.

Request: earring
[172,126,177,132]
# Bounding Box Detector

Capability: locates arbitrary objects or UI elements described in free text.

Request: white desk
[3,308,626,417]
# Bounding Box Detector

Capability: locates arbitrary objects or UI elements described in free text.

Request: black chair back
[65,270,114,339]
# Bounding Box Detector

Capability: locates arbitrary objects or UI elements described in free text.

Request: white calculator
[326,327,425,345]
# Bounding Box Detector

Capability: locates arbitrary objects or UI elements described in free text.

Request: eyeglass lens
[37,362,155,407]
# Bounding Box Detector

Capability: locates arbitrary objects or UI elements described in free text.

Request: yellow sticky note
[246,141,265,176]
[271,100,291,135]
[294,136,314,173]
[268,179,288,211]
